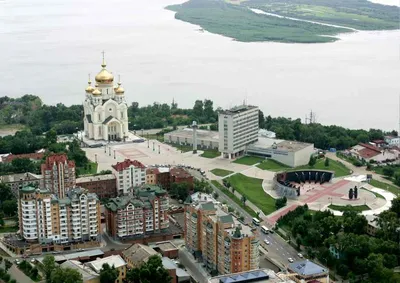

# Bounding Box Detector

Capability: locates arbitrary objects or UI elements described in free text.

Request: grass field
[234,156,264,165]
[257,159,290,171]
[0,226,18,233]
[200,149,220,158]
[211,180,258,218]
[77,162,98,176]
[228,173,276,215]
[294,158,351,177]
[211,168,234,177]
[360,187,385,199]
[369,179,400,197]
[167,0,350,43]
[328,204,370,212]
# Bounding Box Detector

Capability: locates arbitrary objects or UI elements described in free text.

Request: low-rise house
[86,255,126,283]
[1,152,45,163]
[122,243,159,268]
[150,241,179,259]
[366,214,380,236]
[287,260,329,283]
[350,143,398,163]
[384,136,400,147]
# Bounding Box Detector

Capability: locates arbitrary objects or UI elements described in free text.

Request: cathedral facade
[83,57,129,141]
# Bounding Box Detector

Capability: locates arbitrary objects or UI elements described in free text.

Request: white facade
[385,136,400,146]
[83,57,129,141]
[112,160,146,195]
[218,105,259,159]
[19,187,100,244]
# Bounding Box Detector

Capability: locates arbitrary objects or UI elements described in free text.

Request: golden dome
[85,80,94,93]
[115,81,125,94]
[95,55,114,83]
[92,88,101,96]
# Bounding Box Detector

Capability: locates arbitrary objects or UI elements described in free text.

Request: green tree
[126,255,172,283]
[45,129,57,146]
[383,167,395,178]
[3,273,10,282]
[324,158,330,167]
[394,173,400,186]
[99,263,119,283]
[50,267,83,283]
[4,259,12,271]
[241,195,247,206]
[42,255,56,282]
[308,156,316,167]
[203,99,214,121]
[170,183,189,201]
[30,267,39,280]
[213,192,219,200]
[10,280,17,283]
[2,200,17,216]
[193,100,204,119]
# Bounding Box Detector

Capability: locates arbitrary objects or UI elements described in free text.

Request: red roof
[3,152,44,163]
[41,154,75,171]
[112,159,145,171]
[372,140,386,144]
[170,167,192,179]
[357,143,381,159]
[146,168,160,175]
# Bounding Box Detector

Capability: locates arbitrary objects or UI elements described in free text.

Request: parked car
[264,239,270,245]
[298,253,303,258]
[288,258,294,263]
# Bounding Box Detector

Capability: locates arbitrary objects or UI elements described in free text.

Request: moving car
[288,258,294,263]
[298,253,303,258]
[264,239,270,245]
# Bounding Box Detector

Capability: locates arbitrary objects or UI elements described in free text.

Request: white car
[264,239,270,245]
[298,253,303,258]
[288,258,294,263]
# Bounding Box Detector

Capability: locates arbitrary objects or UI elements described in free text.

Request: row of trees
[277,200,400,282]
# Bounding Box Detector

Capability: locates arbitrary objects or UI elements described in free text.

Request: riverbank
[166,0,399,43]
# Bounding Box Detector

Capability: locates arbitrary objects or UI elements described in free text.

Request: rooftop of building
[112,159,146,171]
[42,153,75,168]
[219,105,258,116]
[161,257,190,279]
[76,174,116,183]
[249,137,313,152]
[122,243,159,263]
[36,249,104,264]
[189,192,219,204]
[146,167,160,175]
[2,152,45,163]
[288,260,328,277]
[150,241,178,252]
[86,255,126,273]
[170,167,192,179]
[208,268,286,283]
[365,214,380,229]
[0,172,42,183]
[19,186,50,194]
[165,127,219,141]
[60,260,99,280]
[135,184,167,197]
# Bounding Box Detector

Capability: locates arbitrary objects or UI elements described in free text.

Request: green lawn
[369,179,400,197]
[210,168,234,177]
[76,162,98,176]
[228,173,276,215]
[211,180,257,218]
[360,187,385,199]
[0,226,18,233]
[200,149,220,158]
[257,159,290,171]
[328,204,370,212]
[234,156,264,166]
[294,158,351,177]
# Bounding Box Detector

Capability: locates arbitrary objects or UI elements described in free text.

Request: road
[179,249,210,283]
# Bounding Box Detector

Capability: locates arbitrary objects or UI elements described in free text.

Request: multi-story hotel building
[185,192,259,275]
[18,186,101,244]
[218,105,259,159]
[112,159,146,195]
[105,185,169,240]
[41,154,76,198]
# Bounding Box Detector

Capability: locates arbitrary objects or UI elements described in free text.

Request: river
[0,0,399,130]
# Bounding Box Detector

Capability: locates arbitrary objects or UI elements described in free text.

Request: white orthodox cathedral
[83,56,129,141]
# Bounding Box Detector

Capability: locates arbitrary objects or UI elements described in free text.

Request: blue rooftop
[288,260,327,276]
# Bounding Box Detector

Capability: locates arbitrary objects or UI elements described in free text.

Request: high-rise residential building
[83,54,129,141]
[184,192,260,275]
[218,105,259,159]
[41,154,76,198]
[112,159,146,195]
[18,186,101,244]
[105,185,169,240]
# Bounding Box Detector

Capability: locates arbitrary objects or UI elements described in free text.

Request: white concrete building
[83,55,129,141]
[218,105,259,159]
[385,136,400,146]
[246,137,314,167]
[18,186,100,244]
[164,128,219,149]
[112,159,146,195]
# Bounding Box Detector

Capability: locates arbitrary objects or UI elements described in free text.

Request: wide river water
[0,0,399,130]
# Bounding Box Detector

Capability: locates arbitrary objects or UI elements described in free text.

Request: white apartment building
[19,186,100,244]
[218,105,259,159]
[112,159,146,195]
